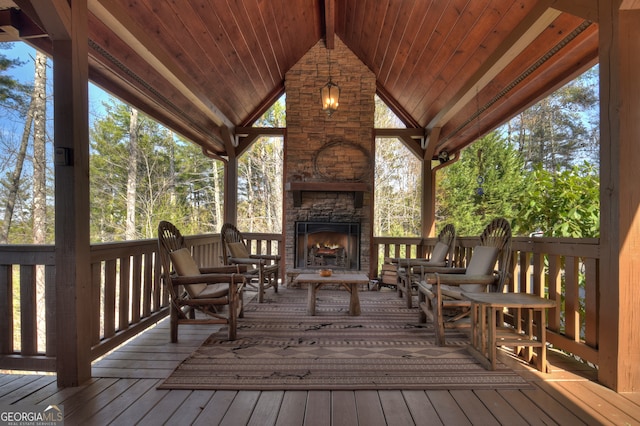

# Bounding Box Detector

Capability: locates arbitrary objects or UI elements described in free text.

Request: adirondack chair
[417,218,512,346]
[158,220,246,342]
[380,224,456,308]
[221,223,280,303]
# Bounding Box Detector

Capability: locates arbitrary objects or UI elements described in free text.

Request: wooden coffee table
[293,273,370,316]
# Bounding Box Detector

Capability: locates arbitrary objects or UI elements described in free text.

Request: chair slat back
[478,217,512,292]
[437,223,456,266]
[158,220,187,300]
[221,223,248,264]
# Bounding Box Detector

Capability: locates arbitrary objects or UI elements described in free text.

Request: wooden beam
[376,83,421,128]
[426,4,561,131]
[422,127,440,239]
[324,0,335,49]
[551,0,599,21]
[29,0,71,40]
[240,84,286,127]
[234,127,286,156]
[88,0,234,129]
[373,128,424,159]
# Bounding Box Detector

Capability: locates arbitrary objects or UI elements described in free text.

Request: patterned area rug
[159,287,531,390]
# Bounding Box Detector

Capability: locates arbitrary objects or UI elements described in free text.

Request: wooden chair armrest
[172,273,246,285]
[414,266,466,274]
[407,260,447,268]
[250,254,281,261]
[228,257,260,265]
[200,265,248,274]
[424,273,496,286]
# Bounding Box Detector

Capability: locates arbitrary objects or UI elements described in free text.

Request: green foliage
[515,163,599,238]
[437,132,527,235]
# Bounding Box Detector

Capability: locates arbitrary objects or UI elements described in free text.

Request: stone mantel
[285,181,370,208]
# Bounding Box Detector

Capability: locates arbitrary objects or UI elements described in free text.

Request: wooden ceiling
[1,0,598,159]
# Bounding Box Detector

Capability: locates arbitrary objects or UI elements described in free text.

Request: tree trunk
[125,107,138,240]
[33,51,47,245]
[32,51,47,352]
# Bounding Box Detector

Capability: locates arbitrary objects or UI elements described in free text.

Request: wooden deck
[1,295,639,425]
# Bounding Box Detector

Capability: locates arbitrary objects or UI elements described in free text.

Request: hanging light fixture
[320,49,340,116]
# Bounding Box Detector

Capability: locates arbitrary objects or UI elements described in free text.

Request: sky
[2,41,113,126]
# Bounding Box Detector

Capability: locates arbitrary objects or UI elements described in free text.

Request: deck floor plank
[524,382,590,425]
[0,374,44,398]
[378,389,416,425]
[426,390,472,425]
[275,390,307,426]
[42,378,118,416]
[496,389,558,425]
[474,389,529,425]
[402,390,443,426]
[304,390,331,426]
[354,390,387,426]
[219,389,261,426]
[165,389,215,425]
[0,375,56,403]
[109,379,168,425]
[82,377,159,425]
[331,390,358,426]
[248,390,285,426]
[63,378,139,425]
[449,389,500,426]
[193,390,237,426]
[556,380,640,425]
[135,389,191,426]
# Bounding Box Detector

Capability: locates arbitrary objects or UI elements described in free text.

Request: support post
[598,1,640,392]
[48,0,92,386]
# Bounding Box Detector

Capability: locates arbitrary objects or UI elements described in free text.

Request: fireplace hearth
[294,221,360,270]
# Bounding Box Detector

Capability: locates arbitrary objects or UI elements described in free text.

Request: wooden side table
[463,292,556,372]
[293,273,370,316]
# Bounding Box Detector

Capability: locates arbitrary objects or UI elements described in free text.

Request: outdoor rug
[159,287,531,390]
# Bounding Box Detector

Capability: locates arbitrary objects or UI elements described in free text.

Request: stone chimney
[284,38,376,276]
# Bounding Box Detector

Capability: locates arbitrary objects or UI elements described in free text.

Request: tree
[515,163,599,238]
[436,132,527,236]
[505,68,598,171]
[373,95,422,237]
[0,48,33,243]
[236,97,285,233]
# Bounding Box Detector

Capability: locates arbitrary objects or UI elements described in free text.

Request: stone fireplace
[294,221,361,270]
[284,38,375,277]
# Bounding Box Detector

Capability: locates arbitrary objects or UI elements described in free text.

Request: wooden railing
[0,232,283,372]
[373,236,600,366]
[1,233,597,373]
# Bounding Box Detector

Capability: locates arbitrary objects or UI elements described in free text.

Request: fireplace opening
[295,221,360,270]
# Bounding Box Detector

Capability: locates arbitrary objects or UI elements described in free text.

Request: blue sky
[2,41,112,124]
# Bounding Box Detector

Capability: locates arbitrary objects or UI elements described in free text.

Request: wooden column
[598,1,640,392]
[422,128,439,239]
[220,127,238,226]
[39,0,92,386]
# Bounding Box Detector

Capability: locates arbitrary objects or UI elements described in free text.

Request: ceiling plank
[426,3,561,133]
[88,0,234,129]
